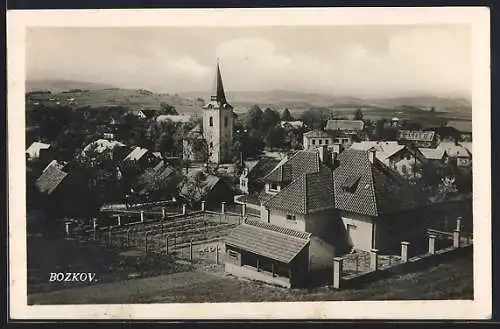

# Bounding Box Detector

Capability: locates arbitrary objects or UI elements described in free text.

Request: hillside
[26,79,117,93]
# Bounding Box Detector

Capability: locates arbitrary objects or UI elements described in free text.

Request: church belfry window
[209,117,213,127]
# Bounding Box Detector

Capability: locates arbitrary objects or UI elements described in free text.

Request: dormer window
[341,176,361,193]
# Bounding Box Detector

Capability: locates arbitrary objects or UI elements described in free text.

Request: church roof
[203,61,232,110]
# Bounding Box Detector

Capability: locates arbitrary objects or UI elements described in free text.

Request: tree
[354,108,364,120]
[245,105,263,130]
[301,108,330,129]
[281,108,293,121]
[261,108,281,131]
[160,102,178,115]
[265,126,286,149]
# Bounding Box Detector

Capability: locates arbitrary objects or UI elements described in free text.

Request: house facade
[302,129,333,150]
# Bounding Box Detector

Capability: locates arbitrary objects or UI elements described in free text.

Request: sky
[26,25,471,98]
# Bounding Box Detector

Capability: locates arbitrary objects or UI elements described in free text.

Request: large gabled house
[333,149,421,253]
[239,157,282,195]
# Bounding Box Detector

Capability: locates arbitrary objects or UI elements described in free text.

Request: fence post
[401,241,410,263]
[190,239,193,261]
[456,216,462,232]
[428,234,436,255]
[242,203,246,217]
[221,202,225,214]
[215,244,219,264]
[182,204,187,215]
[64,222,70,238]
[201,201,206,212]
[165,236,169,255]
[140,211,144,223]
[108,227,112,247]
[453,229,461,248]
[127,229,130,247]
[117,215,121,226]
[333,257,343,289]
[145,232,148,253]
[92,218,97,240]
[369,249,379,271]
[162,207,166,218]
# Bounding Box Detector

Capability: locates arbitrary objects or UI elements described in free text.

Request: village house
[302,129,333,150]
[418,147,449,164]
[324,119,364,146]
[397,129,440,148]
[437,142,472,167]
[123,146,158,169]
[239,157,281,195]
[135,160,178,200]
[349,141,426,179]
[178,170,234,208]
[26,141,52,161]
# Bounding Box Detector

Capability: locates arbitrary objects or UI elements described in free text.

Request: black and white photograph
[8,8,491,319]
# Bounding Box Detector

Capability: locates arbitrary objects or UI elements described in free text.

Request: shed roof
[303,129,331,138]
[225,219,310,263]
[418,147,447,160]
[36,162,69,195]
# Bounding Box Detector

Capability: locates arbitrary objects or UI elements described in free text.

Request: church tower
[202,61,233,164]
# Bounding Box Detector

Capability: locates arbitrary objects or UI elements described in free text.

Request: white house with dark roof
[437,142,472,167]
[418,147,449,163]
[350,141,426,179]
[302,129,333,149]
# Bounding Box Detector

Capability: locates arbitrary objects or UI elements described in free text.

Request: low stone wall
[341,244,472,289]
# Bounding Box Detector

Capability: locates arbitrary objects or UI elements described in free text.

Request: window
[241,180,246,187]
[224,116,228,127]
[286,214,296,221]
[209,117,213,127]
[228,250,239,258]
[325,140,329,145]
[312,140,316,145]
[319,140,323,145]
[406,154,412,160]
[209,142,213,149]
[346,223,357,233]
[270,183,279,191]
[341,176,361,193]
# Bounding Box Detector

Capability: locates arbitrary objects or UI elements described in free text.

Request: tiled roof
[350,141,405,162]
[398,130,435,142]
[325,120,364,131]
[303,129,331,138]
[437,142,470,158]
[225,220,310,263]
[264,150,321,183]
[36,163,68,195]
[26,142,51,158]
[124,146,149,161]
[446,120,472,133]
[246,157,282,183]
[264,167,335,215]
[333,149,418,217]
[418,147,447,160]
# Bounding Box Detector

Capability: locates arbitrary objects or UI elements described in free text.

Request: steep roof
[203,61,232,110]
[418,147,447,160]
[35,162,69,195]
[124,146,149,161]
[244,157,282,183]
[26,142,51,158]
[350,141,405,162]
[303,129,331,138]
[333,149,418,217]
[179,171,224,202]
[264,150,321,183]
[225,219,311,263]
[446,120,472,133]
[437,142,470,158]
[325,120,364,131]
[264,167,335,215]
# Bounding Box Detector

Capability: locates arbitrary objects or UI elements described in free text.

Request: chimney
[368,149,376,164]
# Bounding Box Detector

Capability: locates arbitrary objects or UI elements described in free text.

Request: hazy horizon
[26,25,471,99]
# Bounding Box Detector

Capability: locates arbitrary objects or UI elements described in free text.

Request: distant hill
[26,79,118,93]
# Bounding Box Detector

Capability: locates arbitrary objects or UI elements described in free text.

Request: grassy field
[28,245,473,304]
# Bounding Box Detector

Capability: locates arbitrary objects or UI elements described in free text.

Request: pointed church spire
[210,59,227,105]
